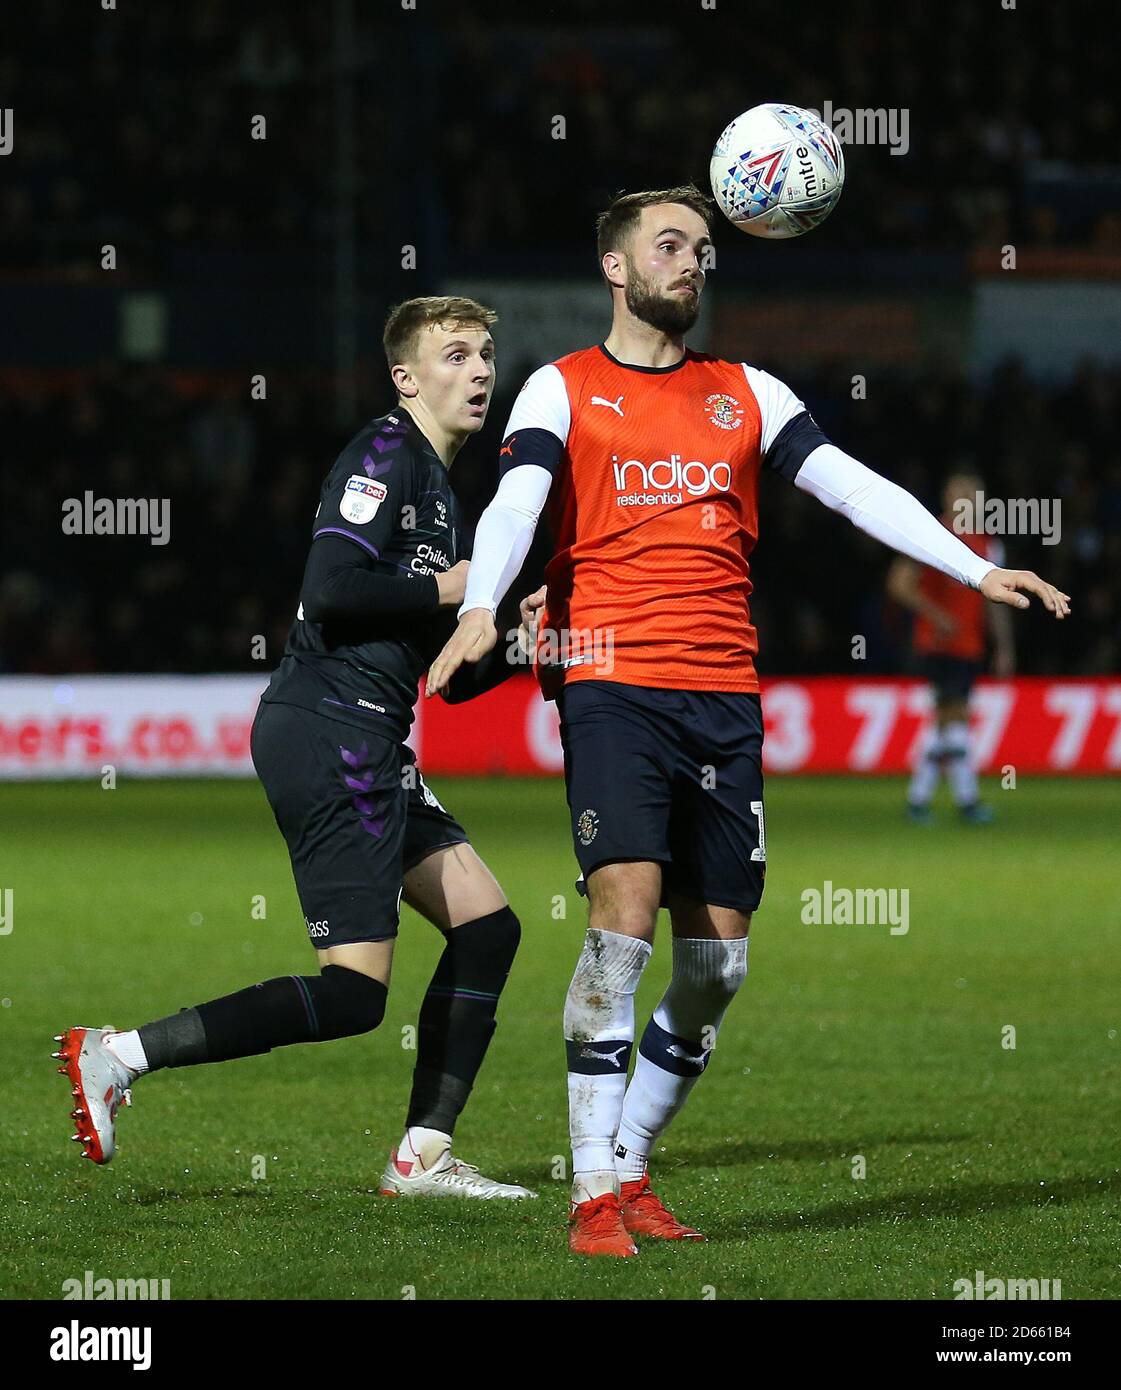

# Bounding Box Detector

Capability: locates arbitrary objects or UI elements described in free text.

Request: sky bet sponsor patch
[340,475,388,525]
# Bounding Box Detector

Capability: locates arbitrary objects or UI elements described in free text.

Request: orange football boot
[620,1174,705,1240]
[568,1192,639,1257]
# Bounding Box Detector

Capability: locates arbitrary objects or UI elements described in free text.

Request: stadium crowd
[4,1,1116,681]
[5,0,1118,278]
[2,356,1117,679]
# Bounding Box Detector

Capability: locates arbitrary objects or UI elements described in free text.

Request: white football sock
[396,1126,452,1173]
[104,1029,148,1076]
[564,928,652,1200]
[943,720,980,806]
[615,937,748,1182]
[908,724,944,806]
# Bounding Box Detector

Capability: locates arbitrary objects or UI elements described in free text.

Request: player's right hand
[435,560,471,608]
[426,608,499,696]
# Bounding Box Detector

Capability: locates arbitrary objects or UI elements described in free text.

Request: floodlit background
[3,0,1119,682]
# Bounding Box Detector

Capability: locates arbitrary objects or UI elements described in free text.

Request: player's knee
[715,943,749,1001]
[449,904,521,971]
[315,964,388,1040]
[426,906,520,1008]
[681,938,749,1009]
[564,926,652,1035]
[654,938,748,1045]
[590,908,657,941]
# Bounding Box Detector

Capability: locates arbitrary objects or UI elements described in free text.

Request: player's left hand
[516,585,547,658]
[979,568,1071,619]
[426,608,499,697]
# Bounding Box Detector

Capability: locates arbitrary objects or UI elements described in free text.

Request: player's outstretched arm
[795,444,1071,618]
[439,586,547,704]
[426,465,552,696]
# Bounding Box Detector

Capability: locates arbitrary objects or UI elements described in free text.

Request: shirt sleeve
[496,363,570,478]
[311,435,417,562]
[459,363,567,616]
[301,533,438,625]
[742,365,833,481]
[794,443,998,589]
[459,463,553,617]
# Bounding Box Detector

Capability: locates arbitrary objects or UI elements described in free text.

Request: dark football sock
[137,965,387,1071]
[406,906,521,1135]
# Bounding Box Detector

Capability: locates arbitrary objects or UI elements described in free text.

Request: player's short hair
[383,295,498,370]
[595,185,717,271]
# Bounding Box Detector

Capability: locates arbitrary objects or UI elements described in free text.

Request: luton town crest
[704,393,744,430]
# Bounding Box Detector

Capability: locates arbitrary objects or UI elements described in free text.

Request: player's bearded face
[623,255,701,335]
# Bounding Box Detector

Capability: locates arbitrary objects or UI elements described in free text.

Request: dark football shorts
[558,679,766,913]
[916,654,983,704]
[250,701,469,947]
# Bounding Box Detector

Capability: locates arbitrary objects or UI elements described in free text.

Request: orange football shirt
[515,344,808,694]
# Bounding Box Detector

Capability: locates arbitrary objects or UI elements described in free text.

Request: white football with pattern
[710,102,845,239]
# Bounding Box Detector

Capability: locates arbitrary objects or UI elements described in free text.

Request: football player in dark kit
[54,297,541,1200]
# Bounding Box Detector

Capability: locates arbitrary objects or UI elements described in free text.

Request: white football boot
[53,1027,135,1164]
[380,1149,537,1200]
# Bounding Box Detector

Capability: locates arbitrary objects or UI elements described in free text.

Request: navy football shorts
[917,654,983,704]
[250,702,468,947]
[558,680,766,913]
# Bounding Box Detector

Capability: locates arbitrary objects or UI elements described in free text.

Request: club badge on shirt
[340,475,388,525]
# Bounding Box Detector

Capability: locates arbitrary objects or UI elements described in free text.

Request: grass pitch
[2,774,1118,1300]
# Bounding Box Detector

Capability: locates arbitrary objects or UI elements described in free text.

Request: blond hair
[383,295,498,370]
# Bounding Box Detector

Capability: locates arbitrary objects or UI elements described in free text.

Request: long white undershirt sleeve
[459,362,569,617]
[794,443,998,589]
[459,463,554,616]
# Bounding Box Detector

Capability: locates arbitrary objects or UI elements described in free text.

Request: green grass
[2,775,1118,1300]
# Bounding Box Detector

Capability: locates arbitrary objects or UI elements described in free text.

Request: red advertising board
[0,675,1118,778]
[419,675,1121,776]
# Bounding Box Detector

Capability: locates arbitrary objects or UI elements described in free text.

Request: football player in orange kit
[427,185,1070,1257]
[888,473,1015,824]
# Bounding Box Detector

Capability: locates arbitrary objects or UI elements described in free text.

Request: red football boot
[568,1192,639,1257]
[620,1174,705,1240]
